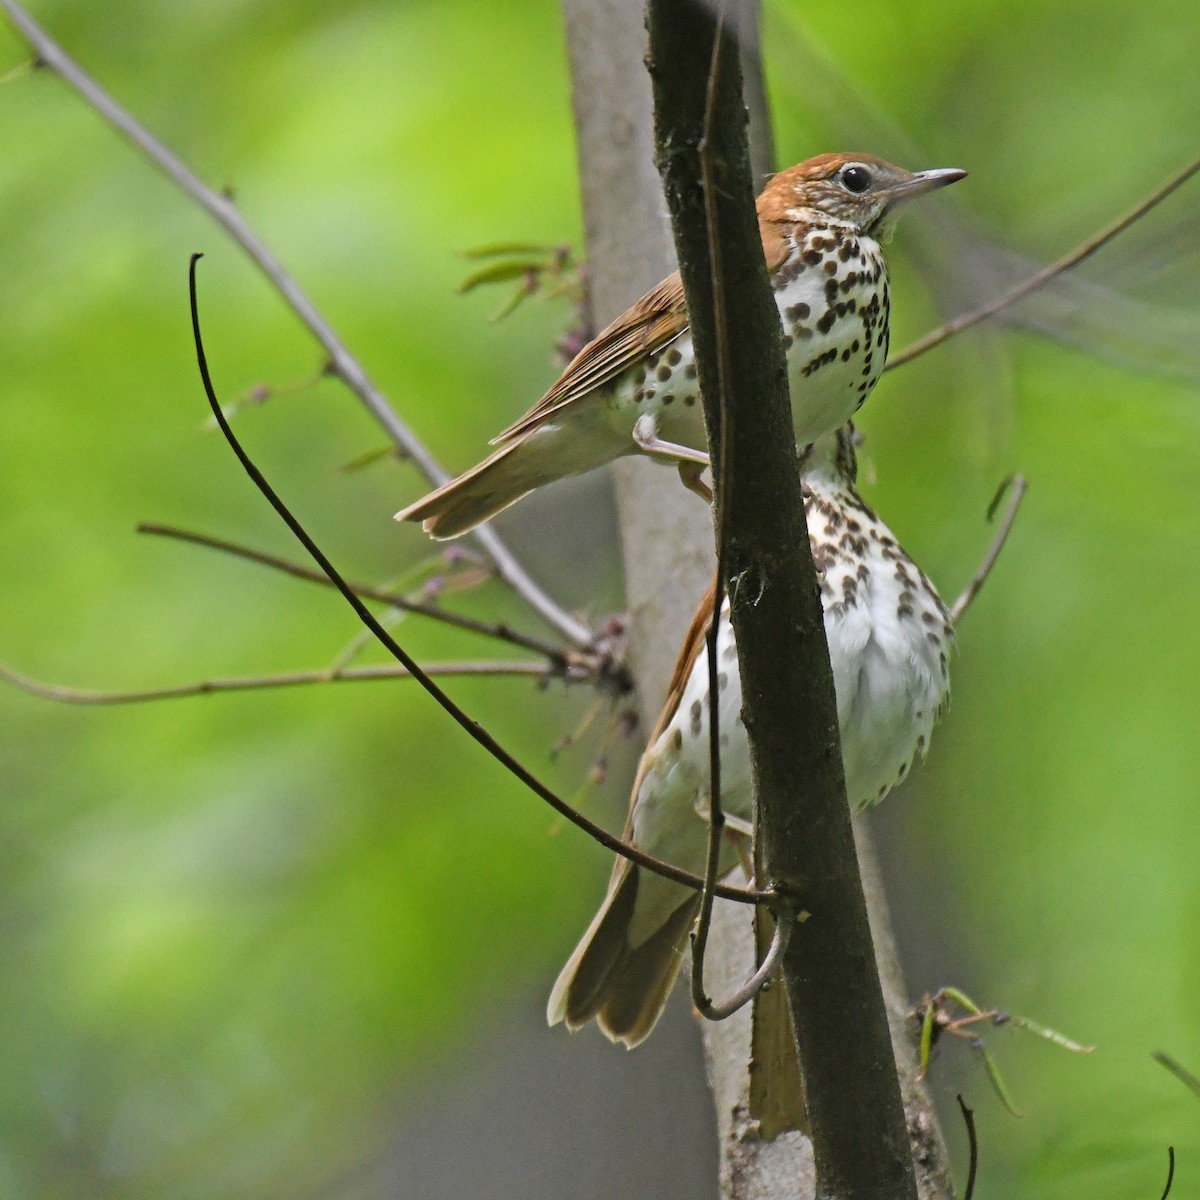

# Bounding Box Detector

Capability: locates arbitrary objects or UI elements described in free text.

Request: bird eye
[840,165,872,193]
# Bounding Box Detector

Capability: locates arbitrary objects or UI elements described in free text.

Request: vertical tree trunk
[559,3,953,1196]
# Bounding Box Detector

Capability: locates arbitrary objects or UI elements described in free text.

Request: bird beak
[886,167,968,204]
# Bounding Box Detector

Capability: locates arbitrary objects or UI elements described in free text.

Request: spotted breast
[396,154,965,539]
[548,423,953,1048]
[610,220,890,458]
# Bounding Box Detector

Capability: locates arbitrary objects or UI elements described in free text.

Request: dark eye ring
[841,165,871,193]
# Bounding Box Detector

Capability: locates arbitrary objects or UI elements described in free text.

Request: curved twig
[887,152,1200,372]
[1153,1050,1200,1101]
[188,253,762,905]
[1160,1146,1176,1200]
[693,895,796,1022]
[955,1095,978,1200]
[949,474,1028,625]
[690,0,738,1025]
[136,522,578,666]
[0,659,560,706]
[0,0,594,650]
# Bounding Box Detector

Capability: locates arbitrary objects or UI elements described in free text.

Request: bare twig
[1160,1147,1176,1200]
[203,360,332,427]
[188,253,761,905]
[686,4,796,1030]
[136,522,578,666]
[0,660,560,705]
[1153,1050,1200,1101]
[950,475,1029,625]
[691,1,736,1026]
[694,896,796,1021]
[955,1096,978,1200]
[0,0,594,650]
[651,6,920,1195]
[0,657,559,700]
[888,153,1200,371]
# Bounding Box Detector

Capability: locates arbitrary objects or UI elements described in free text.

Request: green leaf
[459,241,559,259]
[1007,1013,1095,1055]
[489,283,534,322]
[457,259,540,294]
[980,1047,1025,1118]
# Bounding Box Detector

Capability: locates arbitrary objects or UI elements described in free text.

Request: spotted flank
[547,421,956,1048]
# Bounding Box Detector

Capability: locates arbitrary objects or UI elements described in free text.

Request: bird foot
[631,414,713,504]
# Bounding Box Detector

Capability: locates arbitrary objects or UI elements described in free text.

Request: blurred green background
[1,1,1199,1196]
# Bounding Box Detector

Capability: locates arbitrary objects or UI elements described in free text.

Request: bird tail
[393,440,540,540]
[395,415,622,540]
[547,864,699,1049]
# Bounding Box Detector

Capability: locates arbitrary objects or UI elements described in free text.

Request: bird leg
[631,413,713,503]
[677,461,714,505]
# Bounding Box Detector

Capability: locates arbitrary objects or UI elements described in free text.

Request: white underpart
[600,221,889,461]
[625,436,951,946]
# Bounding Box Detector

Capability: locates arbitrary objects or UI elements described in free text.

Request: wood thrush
[397,153,964,539]
[547,423,954,1047]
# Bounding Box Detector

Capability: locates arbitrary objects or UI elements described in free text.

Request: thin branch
[694,895,795,1021]
[1153,1050,1200,1101]
[686,2,798,1034]
[650,6,919,1197]
[955,1096,978,1200]
[888,152,1200,371]
[0,660,559,706]
[691,0,736,1027]
[949,474,1028,625]
[136,522,578,666]
[187,253,761,905]
[0,0,594,650]
[1160,1147,1176,1200]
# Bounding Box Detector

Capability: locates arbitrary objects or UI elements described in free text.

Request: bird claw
[630,415,713,502]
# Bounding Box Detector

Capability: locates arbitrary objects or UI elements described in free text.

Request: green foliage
[1,1,1199,1197]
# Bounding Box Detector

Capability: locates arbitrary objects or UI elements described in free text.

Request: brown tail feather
[394,441,532,540]
[547,866,699,1049]
[595,898,698,1047]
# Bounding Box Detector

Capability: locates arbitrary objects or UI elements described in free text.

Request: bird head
[762,153,966,240]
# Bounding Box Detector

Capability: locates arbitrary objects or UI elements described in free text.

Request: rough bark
[647,4,918,1197]
[559,3,953,1197]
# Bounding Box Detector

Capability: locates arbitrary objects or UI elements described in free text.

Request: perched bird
[397,153,964,540]
[547,424,954,1048]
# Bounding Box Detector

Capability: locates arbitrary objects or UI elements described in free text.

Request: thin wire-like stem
[0,660,557,705]
[955,1095,978,1200]
[694,896,795,1021]
[136,522,577,666]
[188,253,760,905]
[690,4,739,1020]
[887,153,1200,372]
[1153,1050,1200,1101]
[1160,1147,1177,1200]
[0,0,594,650]
[949,474,1028,625]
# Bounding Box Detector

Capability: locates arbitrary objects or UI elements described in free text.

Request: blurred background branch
[0,0,595,650]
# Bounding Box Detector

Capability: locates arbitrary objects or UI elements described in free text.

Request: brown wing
[492,222,793,446]
[624,576,721,831]
[594,575,720,898]
[492,272,688,445]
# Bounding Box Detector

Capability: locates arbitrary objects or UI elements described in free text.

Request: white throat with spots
[604,220,890,460]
